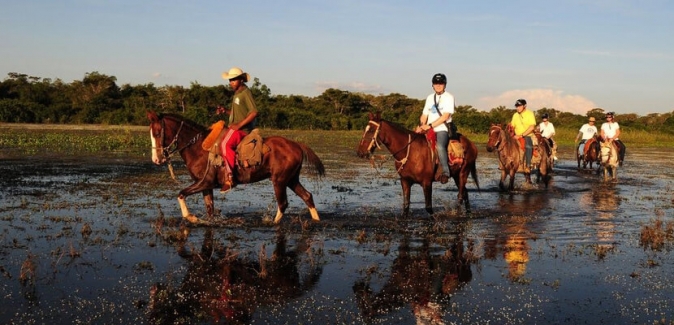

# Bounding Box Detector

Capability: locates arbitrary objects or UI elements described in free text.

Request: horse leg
[272,182,290,224]
[499,169,508,192]
[422,181,434,215]
[178,181,214,223]
[401,179,413,218]
[287,175,320,222]
[202,189,215,220]
[509,169,516,191]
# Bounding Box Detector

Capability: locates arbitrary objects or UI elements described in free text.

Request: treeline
[2,71,674,134]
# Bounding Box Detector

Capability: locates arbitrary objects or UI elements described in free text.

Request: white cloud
[477,89,597,115]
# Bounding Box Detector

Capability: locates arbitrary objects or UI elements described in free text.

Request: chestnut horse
[147,111,324,224]
[486,124,551,192]
[577,134,601,170]
[356,113,479,217]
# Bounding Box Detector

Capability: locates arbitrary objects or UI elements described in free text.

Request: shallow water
[0,145,673,324]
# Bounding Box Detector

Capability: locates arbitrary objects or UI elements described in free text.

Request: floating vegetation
[640,217,674,251]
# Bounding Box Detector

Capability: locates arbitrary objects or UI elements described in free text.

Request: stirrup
[220,179,236,194]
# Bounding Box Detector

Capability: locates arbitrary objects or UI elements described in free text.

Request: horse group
[147,111,561,223]
[576,135,620,181]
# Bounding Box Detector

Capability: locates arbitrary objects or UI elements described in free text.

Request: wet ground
[1,142,673,324]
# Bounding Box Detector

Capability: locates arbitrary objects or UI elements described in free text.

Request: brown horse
[147,111,324,224]
[486,124,551,192]
[356,112,479,217]
[577,135,601,170]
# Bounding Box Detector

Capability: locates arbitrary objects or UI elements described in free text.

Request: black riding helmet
[542,113,549,119]
[432,73,447,85]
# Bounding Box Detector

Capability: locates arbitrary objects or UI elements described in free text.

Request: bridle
[488,126,505,152]
[361,121,383,152]
[152,116,202,180]
[153,117,201,160]
[361,120,413,172]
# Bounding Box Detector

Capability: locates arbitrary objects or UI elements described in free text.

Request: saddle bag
[236,129,269,168]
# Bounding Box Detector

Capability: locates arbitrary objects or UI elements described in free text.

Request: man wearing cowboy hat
[219,67,258,193]
[575,116,599,160]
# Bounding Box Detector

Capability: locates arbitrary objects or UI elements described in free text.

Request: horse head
[356,112,383,158]
[486,124,505,152]
[147,111,170,165]
[147,111,205,165]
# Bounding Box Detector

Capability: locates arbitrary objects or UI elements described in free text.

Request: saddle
[425,129,465,179]
[202,122,270,170]
[584,137,597,157]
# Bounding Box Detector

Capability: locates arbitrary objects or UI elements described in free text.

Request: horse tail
[470,161,480,192]
[298,143,326,178]
[465,136,480,191]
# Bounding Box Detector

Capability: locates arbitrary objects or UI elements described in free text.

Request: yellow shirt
[510,110,536,137]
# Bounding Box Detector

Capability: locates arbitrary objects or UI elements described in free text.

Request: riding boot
[220,173,236,194]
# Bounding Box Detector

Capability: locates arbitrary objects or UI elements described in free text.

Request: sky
[1,0,673,115]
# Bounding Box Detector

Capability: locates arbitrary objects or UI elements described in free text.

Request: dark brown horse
[147,111,324,224]
[576,135,601,170]
[356,112,479,217]
[486,124,551,192]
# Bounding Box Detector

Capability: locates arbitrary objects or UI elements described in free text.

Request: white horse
[599,141,619,181]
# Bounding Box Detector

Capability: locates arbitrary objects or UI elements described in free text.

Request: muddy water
[1,145,673,324]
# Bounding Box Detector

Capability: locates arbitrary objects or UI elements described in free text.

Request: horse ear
[368,112,374,120]
[147,110,158,122]
[375,111,381,121]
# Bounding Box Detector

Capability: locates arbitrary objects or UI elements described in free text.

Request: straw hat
[589,117,596,122]
[221,67,250,82]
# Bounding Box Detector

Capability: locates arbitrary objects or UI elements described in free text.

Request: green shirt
[229,86,258,132]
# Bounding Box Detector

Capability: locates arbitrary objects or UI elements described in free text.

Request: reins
[363,121,414,173]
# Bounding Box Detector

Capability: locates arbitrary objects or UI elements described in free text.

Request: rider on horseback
[415,73,456,184]
[575,116,598,160]
[538,113,556,160]
[510,99,536,170]
[219,67,259,193]
[600,112,625,167]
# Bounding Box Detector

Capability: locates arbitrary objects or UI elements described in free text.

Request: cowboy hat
[221,67,250,82]
[589,117,596,122]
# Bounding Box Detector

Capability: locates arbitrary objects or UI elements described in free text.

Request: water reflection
[582,183,622,255]
[353,235,473,324]
[486,194,549,281]
[148,229,322,324]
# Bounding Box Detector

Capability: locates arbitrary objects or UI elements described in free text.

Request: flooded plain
[1,136,673,324]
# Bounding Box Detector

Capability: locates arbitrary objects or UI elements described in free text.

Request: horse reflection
[353,236,473,324]
[148,229,322,324]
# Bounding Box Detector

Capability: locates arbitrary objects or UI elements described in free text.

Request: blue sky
[1,0,673,115]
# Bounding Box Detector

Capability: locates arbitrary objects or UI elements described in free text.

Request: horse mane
[160,113,208,133]
[381,119,415,134]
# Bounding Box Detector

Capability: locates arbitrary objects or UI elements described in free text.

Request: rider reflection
[353,235,473,324]
[148,229,322,324]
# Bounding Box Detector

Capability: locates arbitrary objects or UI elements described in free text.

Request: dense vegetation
[2,72,674,136]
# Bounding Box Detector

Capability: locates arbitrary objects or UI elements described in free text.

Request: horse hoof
[184,214,200,224]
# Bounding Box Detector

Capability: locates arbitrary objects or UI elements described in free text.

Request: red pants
[220,129,246,169]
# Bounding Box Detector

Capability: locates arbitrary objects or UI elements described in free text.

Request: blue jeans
[436,131,451,175]
[524,136,533,166]
[578,139,587,155]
